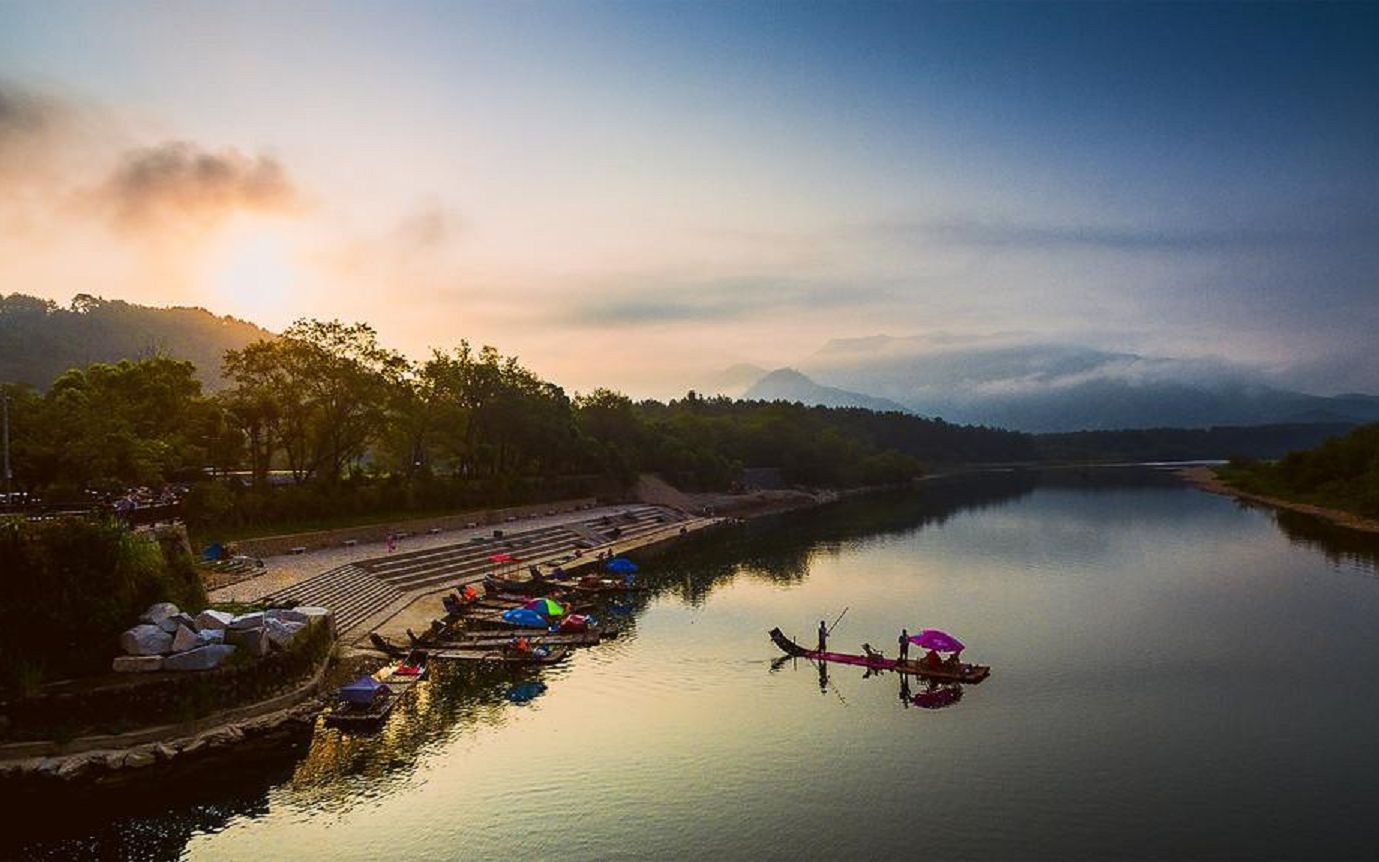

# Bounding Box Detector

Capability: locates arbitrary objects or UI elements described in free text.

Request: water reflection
[13,466,1379,860]
[1270,508,1379,576]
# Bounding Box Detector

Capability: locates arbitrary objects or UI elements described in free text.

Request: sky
[1,1,1377,396]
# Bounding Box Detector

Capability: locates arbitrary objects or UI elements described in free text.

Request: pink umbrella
[908,629,965,653]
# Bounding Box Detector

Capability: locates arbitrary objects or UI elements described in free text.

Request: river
[11,467,1379,860]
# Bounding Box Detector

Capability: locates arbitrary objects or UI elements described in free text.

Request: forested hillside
[0,293,272,389]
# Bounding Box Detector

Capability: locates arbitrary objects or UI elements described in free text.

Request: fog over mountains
[735,335,1379,432]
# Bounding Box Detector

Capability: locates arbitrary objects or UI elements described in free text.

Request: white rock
[225,626,270,657]
[162,644,236,671]
[138,602,180,626]
[120,624,173,656]
[294,606,333,634]
[194,609,235,630]
[229,612,264,630]
[264,618,305,649]
[197,628,225,645]
[162,611,198,633]
[170,624,201,653]
[112,654,163,672]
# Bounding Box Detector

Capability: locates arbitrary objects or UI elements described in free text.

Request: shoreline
[1177,465,1379,536]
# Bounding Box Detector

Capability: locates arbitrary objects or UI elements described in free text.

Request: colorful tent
[523,597,566,618]
[606,557,638,574]
[339,676,387,706]
[908,629,965,653]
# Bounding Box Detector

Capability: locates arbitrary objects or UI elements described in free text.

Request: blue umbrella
[339,676,386,705]
[606,557,639,574]
[501,607,551,628]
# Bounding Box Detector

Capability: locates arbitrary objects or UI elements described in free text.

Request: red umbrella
[488,552,516,563]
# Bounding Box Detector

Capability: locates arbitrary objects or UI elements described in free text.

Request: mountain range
[729,336,1379,432]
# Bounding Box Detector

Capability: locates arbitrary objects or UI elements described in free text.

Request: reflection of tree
[644,473,1037,605]
[1271,508,1379,576]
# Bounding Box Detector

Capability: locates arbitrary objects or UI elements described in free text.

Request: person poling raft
[768,626,991,683]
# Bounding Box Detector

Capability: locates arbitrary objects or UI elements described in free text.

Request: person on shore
[899,629,910,663]
[817,620,828,654]
[387,533,397,553]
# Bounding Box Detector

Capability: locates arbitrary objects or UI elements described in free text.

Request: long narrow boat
[768,628,991,683]
[430,646,570,665]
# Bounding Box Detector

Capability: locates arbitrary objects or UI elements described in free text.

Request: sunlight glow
[207,216,306,328]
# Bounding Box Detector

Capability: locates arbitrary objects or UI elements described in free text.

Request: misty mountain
[794,336,1379,432]
[0,293,273,390]
[699,362,769,398]
[743,368,912,413]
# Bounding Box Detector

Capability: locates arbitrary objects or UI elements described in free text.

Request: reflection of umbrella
[908,629,965,653]
[606,557,638,574]
[501,608,550,628]
[524,597,566,618]
[913,686,964,710]
[506,681,547,704]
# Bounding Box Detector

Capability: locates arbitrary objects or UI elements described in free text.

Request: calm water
[12,468,1379,861]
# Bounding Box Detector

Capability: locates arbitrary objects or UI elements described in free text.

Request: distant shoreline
[1177,465,1379,536]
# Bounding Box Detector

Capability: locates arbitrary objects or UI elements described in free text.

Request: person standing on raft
[898,629,910,663]
[817,620,828,654]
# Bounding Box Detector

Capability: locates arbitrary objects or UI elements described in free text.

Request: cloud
[569,275,894,326]
[865,215,1311,253]
[97,140,300,232]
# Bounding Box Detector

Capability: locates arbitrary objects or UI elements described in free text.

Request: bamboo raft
[325,652,430,729]
[769,628,991,684]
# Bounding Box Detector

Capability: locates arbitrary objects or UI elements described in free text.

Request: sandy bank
[1178,465,1379,535]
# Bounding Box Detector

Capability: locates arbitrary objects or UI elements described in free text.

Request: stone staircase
[263,563,402,635]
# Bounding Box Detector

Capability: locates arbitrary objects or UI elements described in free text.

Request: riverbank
[1179,465,1379,535]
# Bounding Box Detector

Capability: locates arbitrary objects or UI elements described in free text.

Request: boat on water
[325,651,430,729]
[437,645,570,665]
[768,627,991,683]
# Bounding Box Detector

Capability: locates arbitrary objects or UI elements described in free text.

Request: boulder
[294,606,333,634]
[229,612,264,630]
[194,609,235,631]
[162,644,236,671]
[123,750,156,768]
[197,628,225,645]
[225,626,270,657]
[120,624,173,656]
[112,654,163,673]
[170,624,201,653]
[138,602,180,626]
[264,618,306,649]
[158,611,198,634]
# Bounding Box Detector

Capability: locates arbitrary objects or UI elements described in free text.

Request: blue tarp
[339,676,386,705]
[201,543,225,561]
[606,557,639,574]
[501,607,550,628]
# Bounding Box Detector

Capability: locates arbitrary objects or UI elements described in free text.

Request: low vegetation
[1216,424,1379,518]
[0,518,206,693]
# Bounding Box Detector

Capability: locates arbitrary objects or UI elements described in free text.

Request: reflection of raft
[769,628,991,683]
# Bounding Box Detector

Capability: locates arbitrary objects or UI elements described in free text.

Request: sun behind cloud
[205,214,312,329]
